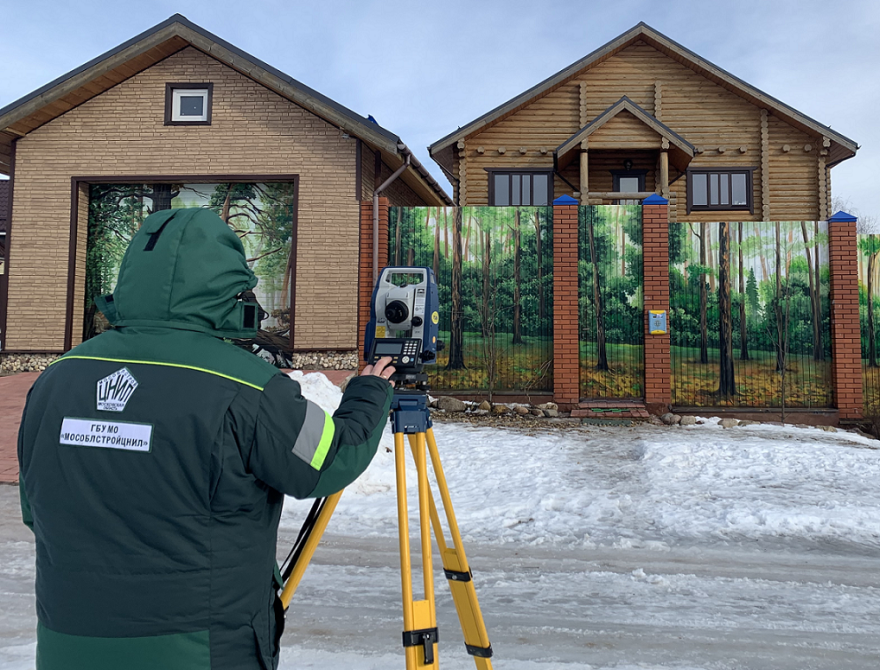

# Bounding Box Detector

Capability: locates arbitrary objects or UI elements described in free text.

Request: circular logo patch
[431,311,439,324]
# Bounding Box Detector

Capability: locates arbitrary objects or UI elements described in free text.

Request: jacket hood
[95,208,260,338]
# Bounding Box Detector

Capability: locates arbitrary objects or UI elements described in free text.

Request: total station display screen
[374,341,404,355]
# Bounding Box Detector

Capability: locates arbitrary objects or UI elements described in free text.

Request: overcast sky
[1,0,878,222]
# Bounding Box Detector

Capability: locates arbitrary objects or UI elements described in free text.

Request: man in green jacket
[17,208,395,670]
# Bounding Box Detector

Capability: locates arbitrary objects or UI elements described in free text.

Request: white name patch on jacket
[60,418,153,452]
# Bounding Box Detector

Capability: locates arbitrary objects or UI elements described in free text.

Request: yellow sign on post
[649,310,667,335]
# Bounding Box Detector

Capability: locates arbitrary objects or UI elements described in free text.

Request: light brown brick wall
[552,203,579,407]
[8,47,364,351]
[358,198,389,371]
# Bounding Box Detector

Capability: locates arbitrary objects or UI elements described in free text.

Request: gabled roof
[430,22,858,174]
[555,97,695,172]
[0,15,451,205]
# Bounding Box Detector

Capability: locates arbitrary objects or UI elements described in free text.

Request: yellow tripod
[279,390,494,669]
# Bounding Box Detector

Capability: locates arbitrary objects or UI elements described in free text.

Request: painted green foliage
[669,220,832,408]
[578,205,644,399]
[84,183,296,352]
[388,206,554,392]
[857,234,880,415]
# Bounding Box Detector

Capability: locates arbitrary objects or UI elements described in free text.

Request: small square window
[165,83,213,126]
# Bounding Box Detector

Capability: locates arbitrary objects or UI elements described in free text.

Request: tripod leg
[396,431,439,668]
[279,490,343,609]
[424,427,494,669]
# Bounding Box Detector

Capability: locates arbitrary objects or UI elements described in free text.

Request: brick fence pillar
[553,196,580,409]
[828,210,863,420]
[642,194,672,414]
[358,198,389,372]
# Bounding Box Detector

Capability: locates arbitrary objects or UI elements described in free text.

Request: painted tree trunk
[717,222,736,396]
[444,209,449,259]
[738,222,749,360]
[800,221,823,361]
[775,221,785,372]
[151,183,175,211]
[482,230,491,339]
[394,208,402,265]
[869,252,878,368]
[587,210,609,371]
[447,207,466,369]
[814,220,822,340]
[699,222,709,364]
[513,209,523,344]
[433,209,440,279]
[534,210,544,320]
[754,222,769,281]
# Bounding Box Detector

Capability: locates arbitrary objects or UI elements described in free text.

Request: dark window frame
[486,169,554,206]
[610,169,647,193]
[164,83,214,126]
[687,167,755,214]
[67,174,300,352]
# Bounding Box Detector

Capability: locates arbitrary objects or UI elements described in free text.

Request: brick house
[0,14,449,367]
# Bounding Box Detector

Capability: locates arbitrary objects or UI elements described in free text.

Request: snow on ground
[283,372,880,554]
[1,371,879,669]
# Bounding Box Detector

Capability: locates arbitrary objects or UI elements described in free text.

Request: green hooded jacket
[17,208,393,670]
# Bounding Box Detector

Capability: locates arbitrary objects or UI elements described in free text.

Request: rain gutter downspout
[373,147,411,282]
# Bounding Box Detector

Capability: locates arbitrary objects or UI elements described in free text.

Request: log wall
[459,40,825,222]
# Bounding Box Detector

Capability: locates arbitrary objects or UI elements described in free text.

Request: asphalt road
[3,485,879,669]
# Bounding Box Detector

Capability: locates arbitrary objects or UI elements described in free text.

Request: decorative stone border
[0,353,60,374]
[287,351,358,371]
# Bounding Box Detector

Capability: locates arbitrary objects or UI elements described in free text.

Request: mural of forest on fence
[388,206,553,394]
[579,205,644,399]
[858,234,880,415]
[669,220,832,408]
[85,182,297,353]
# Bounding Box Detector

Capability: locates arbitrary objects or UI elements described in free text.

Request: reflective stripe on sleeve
[292,400,336,470]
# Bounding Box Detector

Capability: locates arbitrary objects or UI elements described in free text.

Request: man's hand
[361,356,397,387]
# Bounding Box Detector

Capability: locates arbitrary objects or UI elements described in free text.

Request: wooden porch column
[642,194,672,413]
[578,143,589,205]
[358,197,389,372]
[553,195,580,409]
[659,141,669,198]
[827,210,863,420]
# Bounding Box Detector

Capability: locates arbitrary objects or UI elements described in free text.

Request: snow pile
[283,374,880,552]
[287,370,345,414]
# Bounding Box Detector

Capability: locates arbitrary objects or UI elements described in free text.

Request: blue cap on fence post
[553,195,578,205]
[642,194,668,205]
[828,211,857,223]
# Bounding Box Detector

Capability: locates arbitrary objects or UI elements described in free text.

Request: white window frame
[172,89,209,122]
[165,83,213,126]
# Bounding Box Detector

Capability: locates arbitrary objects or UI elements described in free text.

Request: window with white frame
[165,83,213,125]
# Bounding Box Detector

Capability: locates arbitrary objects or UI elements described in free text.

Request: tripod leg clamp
[444,568,472,582]
[403,627,439,665]
[465,643,494,658]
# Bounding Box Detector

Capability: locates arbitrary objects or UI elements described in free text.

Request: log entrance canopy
[554,97,695,174]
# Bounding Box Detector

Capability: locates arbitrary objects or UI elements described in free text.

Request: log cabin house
[0,14,450,369]
[429,22,858,222]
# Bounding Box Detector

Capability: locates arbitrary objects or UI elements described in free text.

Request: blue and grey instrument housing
[365,267,440,374]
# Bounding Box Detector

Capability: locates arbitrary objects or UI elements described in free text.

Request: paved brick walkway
[0,369,355,485]
[0,372,41,484]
